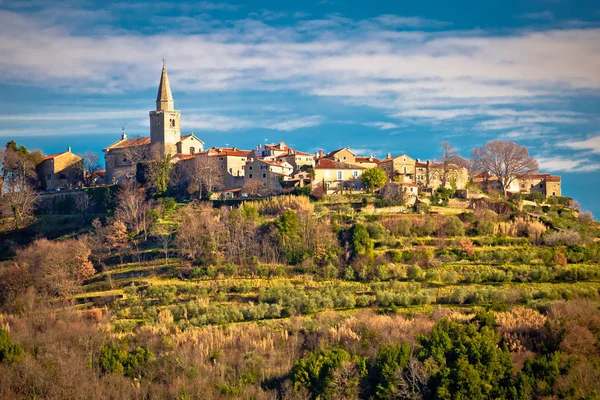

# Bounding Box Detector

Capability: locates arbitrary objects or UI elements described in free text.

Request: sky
[0,0,599,215]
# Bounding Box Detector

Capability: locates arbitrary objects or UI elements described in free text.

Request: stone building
[245,159,293,189]
[313,158,366,193]
[472,173,561,197]
[415,160,469,191]
[379,153,416,183]
[103,63,203,183]
[37,147,83,190]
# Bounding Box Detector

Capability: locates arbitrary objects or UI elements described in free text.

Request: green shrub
[369,343,412,399]
[0,329,24,365]
[291,348,351,399]
[99,343,154,378]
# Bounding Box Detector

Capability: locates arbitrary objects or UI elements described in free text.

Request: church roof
[156,63,174,111]
[106,137,151,150]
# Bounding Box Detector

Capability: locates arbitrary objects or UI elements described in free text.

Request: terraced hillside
[1,192,600,399]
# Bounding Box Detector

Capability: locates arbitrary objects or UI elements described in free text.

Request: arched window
[190,147,195,154]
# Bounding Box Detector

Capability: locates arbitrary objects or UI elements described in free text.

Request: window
[262,173,266,178]
[352,170,359,178]
[552,191,556,196]
[220,157,224,161]
[249,174,253,178]
[190,147,195,154]
[229,168,232,173]
[343,156,347,160]
[249,166,253,170]
[337,170,343,180]
[403,166,407,173]
[403,158,406,162]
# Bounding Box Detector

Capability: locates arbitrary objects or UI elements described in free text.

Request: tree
[418,319,515,399]
[437,141,468,189]
[15,238,95,298]
[115,181,152,238]
[471,140,538,197]
[81,151,101,186]
[147,154,172,195]
[361,167,387,192]
[291,347,351,399]
[187,155,224,199]
[0,187,39,230]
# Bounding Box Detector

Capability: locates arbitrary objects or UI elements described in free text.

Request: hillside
[1,190,600,399]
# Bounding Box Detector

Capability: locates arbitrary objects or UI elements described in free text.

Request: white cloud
[267,115,324,131]
[363,122,399,130]
[562,134,600,154]
[537,156,600,173]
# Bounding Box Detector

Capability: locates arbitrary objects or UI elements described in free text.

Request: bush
[99,343,154,378]
[418,319,514,399]
[0,329,24,365]
[444,216,465,237]
[370,343,412,399]
[291,348,351,399]
[543,230,583,246]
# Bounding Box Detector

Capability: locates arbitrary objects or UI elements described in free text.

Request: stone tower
[149,63,180,156]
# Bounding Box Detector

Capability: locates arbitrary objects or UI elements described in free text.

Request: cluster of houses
[36,64,562,200]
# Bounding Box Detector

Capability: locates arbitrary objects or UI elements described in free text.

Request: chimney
[386,152,391,159]
[319,149,324,158]
[67,146,71,153]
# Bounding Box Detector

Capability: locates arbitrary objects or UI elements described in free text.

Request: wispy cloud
[363,122,400,130]
[561,134,600,154]
[537,156,600,172]
[267,115,324,131]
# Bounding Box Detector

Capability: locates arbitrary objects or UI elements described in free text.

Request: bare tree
[122,136,150,165]
[188,155,224,199]
[0,188,39,230]
[81,151,100,186]
[74,192,94,223]
[115,181,152,238]
[437,141,466,189]
[471,140,538,197]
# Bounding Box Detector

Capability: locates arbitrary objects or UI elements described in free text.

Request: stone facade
[37,147,83,190]
[379,154,416,183]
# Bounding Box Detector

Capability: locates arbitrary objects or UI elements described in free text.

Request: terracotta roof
[280,149,313,157]
[314,158,366,170]
[207,147,251,157]
[355,156,380,163]
[522,173,561,182]
[108,137,151,149]
[176,154,196,161]
[400,182,418,187]
[42,152,68,161]
[265,142,292,151]
[415,162,428,168]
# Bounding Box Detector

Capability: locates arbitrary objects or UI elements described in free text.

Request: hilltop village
[36,64,561,203]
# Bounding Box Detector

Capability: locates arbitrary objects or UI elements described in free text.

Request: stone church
[103,63,204,183]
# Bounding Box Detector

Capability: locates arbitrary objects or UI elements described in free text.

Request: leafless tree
[122,136,150,165]
[188,155,224,198]
[471,140,538,197]
[74,192,94,222]
[0,188,39,230]
[115,180,152,238]
[437,141,468,188]
[81,151,101,186]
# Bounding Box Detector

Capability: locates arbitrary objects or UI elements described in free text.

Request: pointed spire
[156,61,174,111]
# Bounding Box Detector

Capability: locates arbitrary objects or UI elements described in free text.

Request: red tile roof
[42,152,67,161]
[207,147,251,157]
[355,156,380,164]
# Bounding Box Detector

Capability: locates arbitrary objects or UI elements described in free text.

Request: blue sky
[1,0,599,215]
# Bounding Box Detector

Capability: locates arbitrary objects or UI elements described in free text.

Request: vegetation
[0,139,599,398]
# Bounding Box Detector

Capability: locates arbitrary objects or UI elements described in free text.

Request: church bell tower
[149,62,181,156]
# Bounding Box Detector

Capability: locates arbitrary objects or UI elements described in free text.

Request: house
[415,160,469,191]
[517,174,562,197]
[245,159,293,186]
[37,147,83,190]
[472,173,561,197]
[197,147,252,190]
[379,153,416,183]
[354,156,380,169]
[313,158,366,193]
[322,148,357,164]
[276,150,315,171]
[103,63,204,184]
